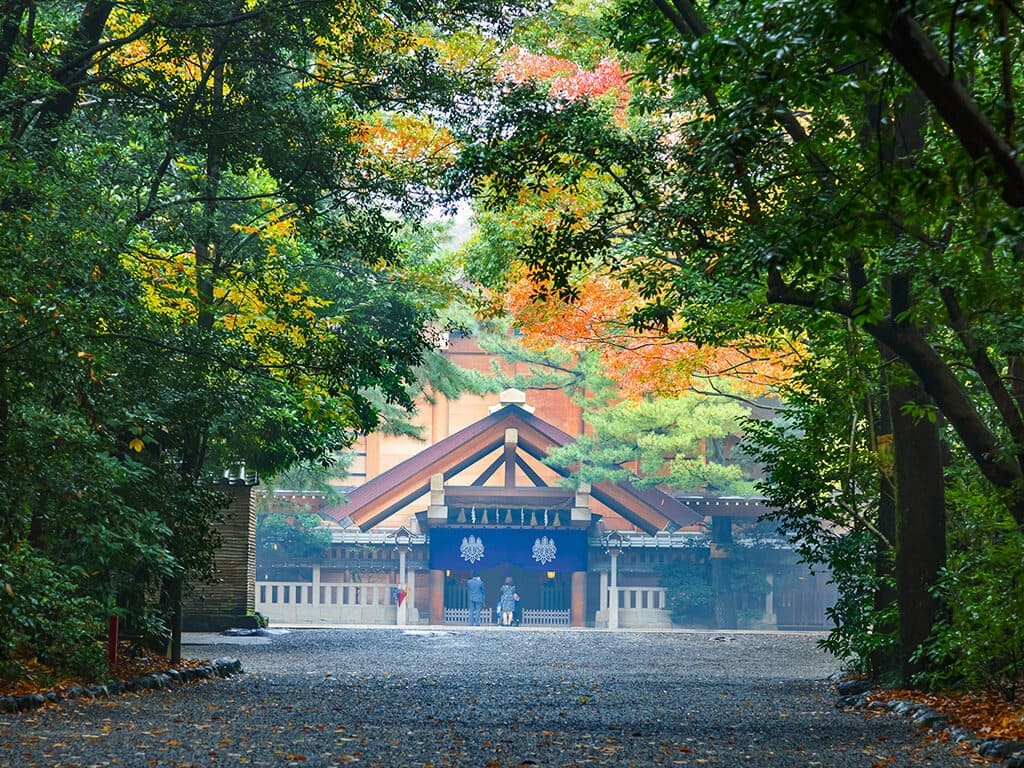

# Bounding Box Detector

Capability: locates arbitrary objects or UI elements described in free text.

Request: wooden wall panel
[183,482,258,630]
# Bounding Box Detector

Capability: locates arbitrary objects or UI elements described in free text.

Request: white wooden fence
[611,586,668,610]
[443,607,571,626]
[257,581,411,625]
[595,586,673,629]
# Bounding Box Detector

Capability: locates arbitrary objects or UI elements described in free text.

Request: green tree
[546,390,755,495]
[657,555,770,628]
[1,0,509,676]
[256,513,331,562]
[744,321,900,674]
[450,0,1024,685]
[476,329,757,494]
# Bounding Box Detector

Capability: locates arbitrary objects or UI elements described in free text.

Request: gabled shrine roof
[319,403,702,534]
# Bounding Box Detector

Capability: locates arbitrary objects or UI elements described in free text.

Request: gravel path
[0,628,977,767]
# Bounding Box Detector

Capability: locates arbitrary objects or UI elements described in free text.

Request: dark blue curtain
[428,527,589,572]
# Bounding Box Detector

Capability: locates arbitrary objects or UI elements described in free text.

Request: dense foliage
[917,483,1024,701]
[0,0,507,681]
[657,554,769,627]
[449,0,1024,693]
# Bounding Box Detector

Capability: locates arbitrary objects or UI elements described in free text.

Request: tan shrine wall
[333,335,629,533]
[347,335,586,485]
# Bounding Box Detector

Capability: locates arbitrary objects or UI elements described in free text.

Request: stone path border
[0,657,243,715]
[835,675,1024,766]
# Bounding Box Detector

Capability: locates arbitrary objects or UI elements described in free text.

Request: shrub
[658,558,715,625]
[657,554,770,627]
[0,545,107,684]
[915,503,1024,700]
[815,531,897,677]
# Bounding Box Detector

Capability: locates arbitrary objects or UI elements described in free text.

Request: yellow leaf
[129,438,145,452]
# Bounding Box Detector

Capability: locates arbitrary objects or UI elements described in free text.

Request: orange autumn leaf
[505,271,794,397]
[353,114,457,169]
[497,48,631,123]
[867,688,1024,742]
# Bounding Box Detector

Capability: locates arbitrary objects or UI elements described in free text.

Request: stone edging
[834,674,1024,767]
[0,657,243,715]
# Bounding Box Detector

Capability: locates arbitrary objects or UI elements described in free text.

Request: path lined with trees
[4,0,1024,722]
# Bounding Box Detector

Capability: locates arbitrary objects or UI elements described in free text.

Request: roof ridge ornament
[488,387,536,414]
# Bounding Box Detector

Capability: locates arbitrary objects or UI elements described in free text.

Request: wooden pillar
[504,429,518,488]
[427,473,447,522]
[429,569,445,625]
[312,565,321,614]
[431,387,450,443]
[571,571,586,627]
[710,515,737,629]
[571,483,592,524]
[763,573,776,626]
[365,433,381,481]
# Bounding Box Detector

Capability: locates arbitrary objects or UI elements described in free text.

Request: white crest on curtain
[532,536,557,565]
[460,535,485,564]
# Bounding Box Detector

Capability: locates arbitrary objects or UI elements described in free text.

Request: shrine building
[254,373,835,629]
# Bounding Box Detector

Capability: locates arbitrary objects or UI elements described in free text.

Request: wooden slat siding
[183,482,257,624]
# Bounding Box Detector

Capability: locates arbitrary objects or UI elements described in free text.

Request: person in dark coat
[467,572,485,626]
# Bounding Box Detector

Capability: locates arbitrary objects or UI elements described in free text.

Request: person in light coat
[499,576,518,627]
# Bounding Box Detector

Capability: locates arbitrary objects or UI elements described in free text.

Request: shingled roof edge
[319,404,702,532]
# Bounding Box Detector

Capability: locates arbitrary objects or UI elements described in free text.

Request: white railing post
[608,548,620,630]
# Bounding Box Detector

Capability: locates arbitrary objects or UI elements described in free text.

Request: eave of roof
[673,495,775,519]
[319,405,702,534]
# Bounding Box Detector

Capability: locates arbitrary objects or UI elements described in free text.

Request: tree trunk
[30,1,116,136]
[871,363,899,681]
[0,0,31,87]
[879,9,1024,208]
[890,364,946,682]
[166,576,184,665]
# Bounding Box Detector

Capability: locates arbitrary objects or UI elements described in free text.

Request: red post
[107,615,119,667]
